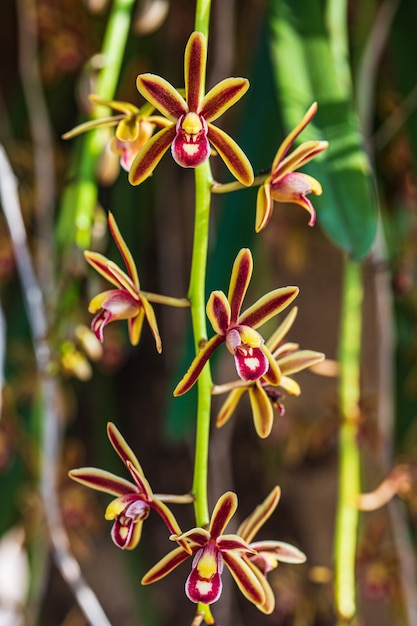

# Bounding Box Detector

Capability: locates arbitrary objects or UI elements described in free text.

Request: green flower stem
[188,161,213,529]
[211,173,268,194]
[334,257,363,622]
[189,0,213,528]
[58,0,136,250]
[195,0,212,37]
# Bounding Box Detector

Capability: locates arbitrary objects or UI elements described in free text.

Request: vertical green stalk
[334,258,363,622]
[188,0,212,529]
[58,0,136,249]
[189,161,213,528]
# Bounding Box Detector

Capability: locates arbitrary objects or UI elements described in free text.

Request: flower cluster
[214,306,325,438]
[70,424,305,615]
[174,248,299,396]
[142,487,306,612]
[66,25,328,624]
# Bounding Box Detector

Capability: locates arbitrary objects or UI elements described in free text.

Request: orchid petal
[276,140,328,179]
[266,307,298,352]
[248,384,274,438]
[89,94,140,116]
[128,307,145,346]
[61,115,122,139]
[173,528,211,547]
[140,294,162,353]
[234,346,269,382]
[68,467,135,497]
[227,248,253,323]
[84,251,127,290]
[125,461,153,499]
[209,491,237,538]
[279,376,301,395]
[174,334,224,396]
[260,345,281,385]
[216,534,255,553]
[216,387,247,429]
[141,546,191,585]
[222,551,266,606]
[108,212,139,289]
[271,102,318,171]
[255,181,273,233]
[87,289,120,313]
[271,175,319,226]
[206,291,231,335]
[239,287,299,329]
[136,74,187,120]
[207,123,254,186]
[111,516,141,549]
[105,262,139,300]
[200,77,249,122]
[238,487,281,542]
[243,558,276,614]
[250,540,307,564]
[185,31,206,112]
[116,116,140,142]
[107,422,144,476]
[185,548,223,604]
[150,498,184,538]
[278,349,325,376]
[129,124,176,186]
[242,291,298,332]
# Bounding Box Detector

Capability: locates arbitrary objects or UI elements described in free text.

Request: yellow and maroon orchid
[142,491,265,607]
[69,422,191,550]
[174,248,299,396]
[84,212,162,350]
[214,306,325,438]
[256,102,328,232]
[237,487,307,614]
[129,31,254,186]
[62,96,168,171]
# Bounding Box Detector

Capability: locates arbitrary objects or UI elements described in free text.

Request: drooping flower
[256,102,328,232]
[62,96,169,171]
[84,211,162,350]
[129,31,254,186]
[69,422,192,550]
[215,306,325,438]
[237,486,307,614]
[142,491,265,607]
[174,248,299,396]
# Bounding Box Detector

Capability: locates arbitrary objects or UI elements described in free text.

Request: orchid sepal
[68,467,136,497]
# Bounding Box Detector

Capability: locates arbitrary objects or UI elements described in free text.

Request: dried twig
[0,145,113,626]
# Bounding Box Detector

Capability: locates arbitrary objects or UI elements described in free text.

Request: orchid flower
[215,306,325,438]
[84,212,162,350]
[256,102,329,232]
[69,422,192,550]
[237,487,307,614]
[62,96,169,171]
[129,31,254,186]
[174,248,299,396]
[142,491,266,607]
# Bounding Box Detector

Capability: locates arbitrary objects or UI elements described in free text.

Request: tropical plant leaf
[267,0,378,260]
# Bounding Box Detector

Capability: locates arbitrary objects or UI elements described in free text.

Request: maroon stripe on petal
[129,125,176,186]
[174,334,224,396]
[239,287,299,329]
[185,32,206,112]
[69,467,136,496]
[142,547,191,585]
[228,249,252,323]
[222,551,265,605]
[207,124,254,186]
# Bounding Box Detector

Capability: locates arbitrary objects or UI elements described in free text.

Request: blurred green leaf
[267,0,378,259]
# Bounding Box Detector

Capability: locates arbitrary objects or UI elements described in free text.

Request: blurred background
[1,0,417,625]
